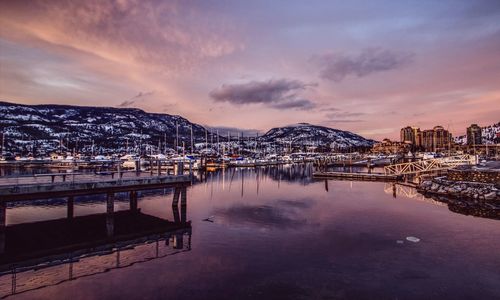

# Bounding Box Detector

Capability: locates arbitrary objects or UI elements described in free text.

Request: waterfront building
[372,138,410,154]
[417,126,452,152]
[432,126,452,151]
[466,124,482,145]
[400,126,421,148]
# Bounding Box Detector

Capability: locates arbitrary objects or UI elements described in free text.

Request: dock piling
[0,202,5,254]
[67,196,74,219]
[106,192,114,237]
[172,187,180,207]
[130,190,138,211]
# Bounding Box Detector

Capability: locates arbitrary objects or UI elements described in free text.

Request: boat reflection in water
[383,183,500,220]
[0,207,191,299]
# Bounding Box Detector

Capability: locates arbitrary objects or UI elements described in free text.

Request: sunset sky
[1,0,499,139]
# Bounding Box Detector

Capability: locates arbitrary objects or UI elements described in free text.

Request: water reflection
[383,183,500,220]
[0,208,191,299]
[1,164,500,299]
[214,200,315,230]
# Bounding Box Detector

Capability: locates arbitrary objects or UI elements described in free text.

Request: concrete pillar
[180,187,187,206]
[135,160,140,175]
[106,193,114,237]
[116,249,120,267]
[181,202,187,224]
[157,160,161,176]
[176,161,183,175]
[67,196,74,219]
[155,240,159,258]
[180,187,187,223]
[130,190,138,212]
[69,261,73,280]
[0,202,6,255]
[172,205,180,223]
[0,202,6,230]
[172,187,180,207]
[117,162,122,179]
[173,233,183,249]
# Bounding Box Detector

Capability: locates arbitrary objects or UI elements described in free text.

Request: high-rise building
[400,126,413,143]
[400,126,421,147]
[418,125,452,152]
[466,124,482,145]
[432,126,452,151]
[422,129,435,151]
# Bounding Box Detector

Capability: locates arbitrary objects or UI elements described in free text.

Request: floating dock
[313,171,399,181]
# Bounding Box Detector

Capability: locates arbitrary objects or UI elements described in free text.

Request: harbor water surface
[2,165,500,299]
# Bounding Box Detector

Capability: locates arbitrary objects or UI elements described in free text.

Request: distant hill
[0,102,374,155]
[0,101,208,154]
[259,123,375,149]
[454,122,500,145]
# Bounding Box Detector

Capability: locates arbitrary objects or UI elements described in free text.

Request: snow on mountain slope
[259,123,374,149]
[0,102,375,154]
[454,122,500,145]
[0,101,208,154]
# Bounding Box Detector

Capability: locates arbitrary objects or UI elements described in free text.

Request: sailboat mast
[217,130,220,154]
[1,131,4,158]
[175,122,179,155]
[190,125,194,154]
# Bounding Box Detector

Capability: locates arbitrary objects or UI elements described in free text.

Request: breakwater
[419,176,499,202]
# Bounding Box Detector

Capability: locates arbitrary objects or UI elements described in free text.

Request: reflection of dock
[0,215,191,298]
[0,173,192,298]
[0,210,190,268]
[381,183,500,220]
[383,182,446,206]
[0,206,191,298]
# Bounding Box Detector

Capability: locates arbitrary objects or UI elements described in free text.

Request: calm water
[1,165,500,299]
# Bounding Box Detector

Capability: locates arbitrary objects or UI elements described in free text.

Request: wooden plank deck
[0,174,191,201]
[313,171,399,182]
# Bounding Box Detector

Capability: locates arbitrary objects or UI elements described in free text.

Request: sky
[0,0,499,140]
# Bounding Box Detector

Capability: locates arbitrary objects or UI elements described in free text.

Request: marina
[0,165,498,299]
[1,1,500,298]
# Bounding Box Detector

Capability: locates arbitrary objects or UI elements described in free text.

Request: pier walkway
[313,171,399,181]
[384,154,477,176]
[0,172,191,202]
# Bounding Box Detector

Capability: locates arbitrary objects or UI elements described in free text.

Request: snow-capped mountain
[454,122,500,145]
[0,102,375,155]
[259,123,374,149]
[0,101,209,155]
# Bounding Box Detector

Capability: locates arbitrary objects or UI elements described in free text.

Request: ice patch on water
[406,236,420,243]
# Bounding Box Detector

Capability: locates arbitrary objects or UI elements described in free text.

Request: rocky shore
[419,177,500,202]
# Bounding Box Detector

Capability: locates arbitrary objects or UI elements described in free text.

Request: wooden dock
[0,174,191,202]
[313,171,399,181]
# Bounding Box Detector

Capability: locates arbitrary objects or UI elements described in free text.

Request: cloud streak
[312,48,414,82]
[118,91,154,107]
[0,0,243,74]
[209,79,317,110]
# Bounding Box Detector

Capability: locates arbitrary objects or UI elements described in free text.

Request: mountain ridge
[259,122,375,149]
[0,101,374,154]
